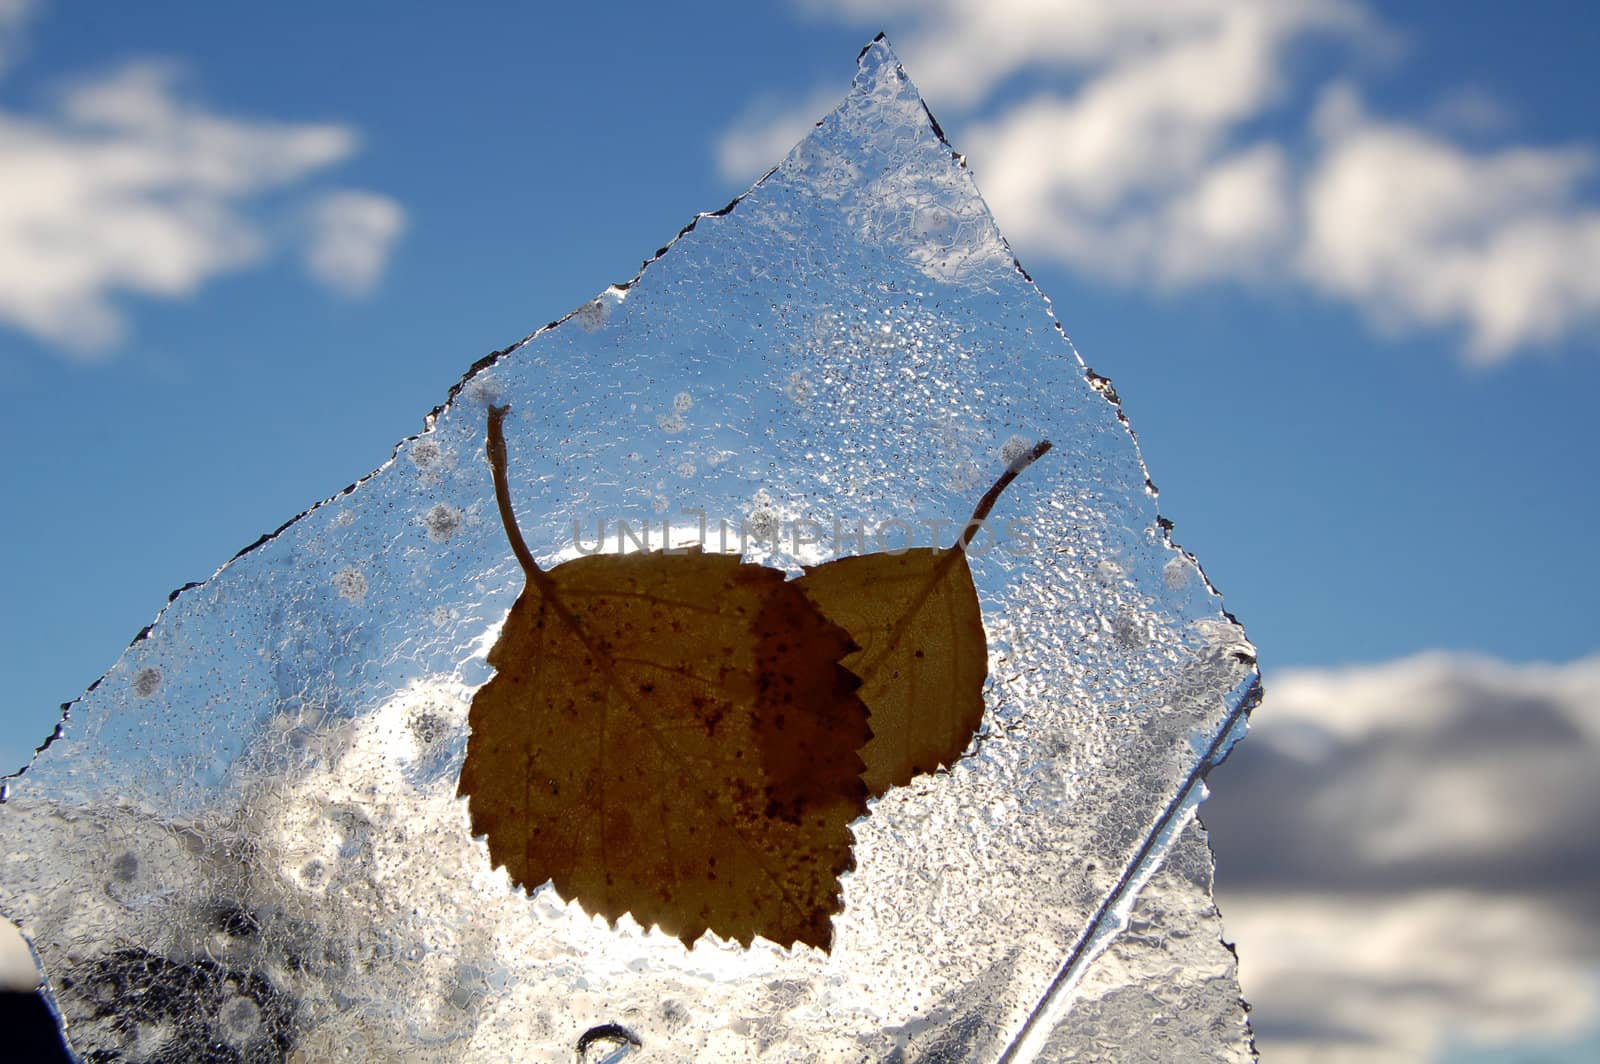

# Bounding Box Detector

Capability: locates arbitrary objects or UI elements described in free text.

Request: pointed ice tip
[845,34,954,153]
[853,33,904,84]
[859,31,891,59]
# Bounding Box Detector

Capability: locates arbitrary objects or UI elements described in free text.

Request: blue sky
[2,2,1598,1059]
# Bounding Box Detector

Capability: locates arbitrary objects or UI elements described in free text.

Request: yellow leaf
[796,441,1051,797]
[795,548,984,796]
[458,406,870,951]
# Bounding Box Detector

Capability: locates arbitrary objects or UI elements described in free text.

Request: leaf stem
[487,404,544,577]
[959,440,1053,551]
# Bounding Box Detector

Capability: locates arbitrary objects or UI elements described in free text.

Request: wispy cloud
[0,8,405,356]
[1203,652,1600,1060]
[715,86,840,185]
[723,1,1600,362]
[303,190,407,298]
[1301,86,1600,362]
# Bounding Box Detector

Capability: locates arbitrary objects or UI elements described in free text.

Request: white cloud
[1159,143,1293,283]
[715,87,840,186]
[1221,891,1599,1063]
[1202,652,1600,1060]
[1235,652,1600,875]
[1300,85,1600,362]
[304,190,406,297]
[963,101,1295,287]
[796,0,1376,112]
[0,47,405,355]
[726,1,1600,361]
[1244,649,1600,742]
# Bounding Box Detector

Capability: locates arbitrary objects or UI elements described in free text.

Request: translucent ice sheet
[1040,820,1254,1062]
[0,38,1257,1062]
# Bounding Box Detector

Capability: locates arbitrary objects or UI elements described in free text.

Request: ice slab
[0,37,1256,1062]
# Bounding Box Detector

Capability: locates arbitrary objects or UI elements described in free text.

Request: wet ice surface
[0,38,1255,1062]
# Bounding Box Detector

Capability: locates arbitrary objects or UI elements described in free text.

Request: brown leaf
[796,441,1052,797]
[794,548,984,797]
[458,406,870,951]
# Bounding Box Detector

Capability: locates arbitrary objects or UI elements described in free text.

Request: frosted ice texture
[1039,821,1254,1062]
[0,38,1256,1062]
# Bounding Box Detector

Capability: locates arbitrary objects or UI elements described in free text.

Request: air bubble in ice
[1001,435,1034,465]
[785,371,814,403]
[132,666,162,698]
[574,299,609,331]
[217,993,262,1046]
[111,851,139,883]
[423,502,463,543]
[333,567,368,603]
[298,859,328,890]
[409,438,442,470]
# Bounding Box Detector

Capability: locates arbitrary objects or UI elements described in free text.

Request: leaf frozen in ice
[795,440,1052,796]
[460,406,869,951]
[0,36,1258,1062]
[462,408,1049,949]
